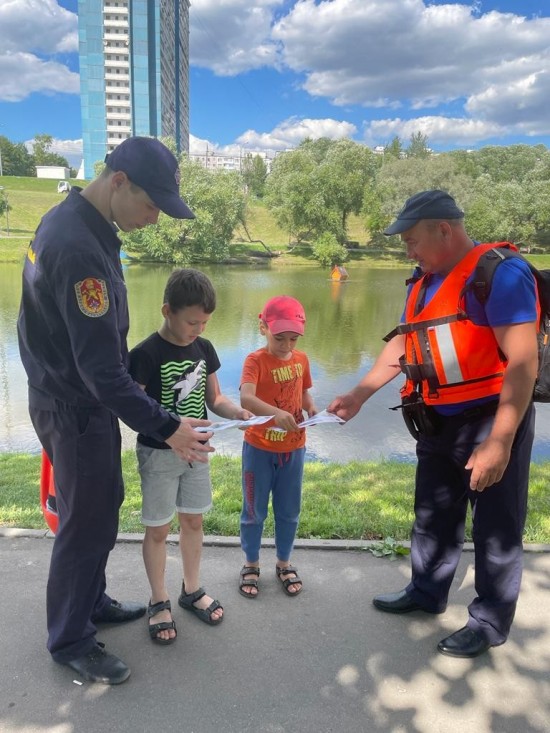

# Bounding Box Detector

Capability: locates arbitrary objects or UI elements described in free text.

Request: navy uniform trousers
[405,403,535,646]
[30,402,124,663]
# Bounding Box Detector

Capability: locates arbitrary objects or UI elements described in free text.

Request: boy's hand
[307,406,318,418]
[234,408,255,421]
[274,410,300,432]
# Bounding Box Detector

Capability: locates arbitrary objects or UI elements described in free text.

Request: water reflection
[2,262,550,462]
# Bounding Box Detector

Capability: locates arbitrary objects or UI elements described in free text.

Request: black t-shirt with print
[129,332,220,449]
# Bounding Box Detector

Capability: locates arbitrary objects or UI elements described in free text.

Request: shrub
[311,232,349,267]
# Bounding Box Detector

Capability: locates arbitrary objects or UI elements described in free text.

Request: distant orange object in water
[331,265,349,281]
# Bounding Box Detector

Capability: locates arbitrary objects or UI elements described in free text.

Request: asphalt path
[1,531,550,733]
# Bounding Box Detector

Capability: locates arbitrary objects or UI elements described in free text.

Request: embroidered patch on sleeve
[74,277,109,317]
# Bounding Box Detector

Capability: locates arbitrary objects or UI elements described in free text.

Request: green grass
[2,452,550,544]
[0,237,28,262]
[0,177,88,260]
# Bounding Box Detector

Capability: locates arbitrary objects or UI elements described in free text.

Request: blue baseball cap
[383,190,464,236]
[105,136,195,219]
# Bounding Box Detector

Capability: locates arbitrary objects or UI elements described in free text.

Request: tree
[242,154,267,198]
[406,131,431,159]
[122,157,247,264]
[94,159,106,178]
[468,144,547,184]
[31,134,69,168]
[265,146,328,241]
[447,149,479,179]
[0,136,34,176]
[319,139,379,239]
[465,176,549,244]
[265,138,378,243]
[311,232,349,267]
[383,136,404,160]
[182,161,247,261]
[362,153,472,236]
[299,136,335,164]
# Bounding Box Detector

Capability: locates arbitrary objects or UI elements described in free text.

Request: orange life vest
[398,242,521,406]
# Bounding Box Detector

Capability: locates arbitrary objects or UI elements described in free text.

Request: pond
[2,261,550,463]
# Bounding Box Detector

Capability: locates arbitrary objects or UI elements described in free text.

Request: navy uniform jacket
[17,188,179,443]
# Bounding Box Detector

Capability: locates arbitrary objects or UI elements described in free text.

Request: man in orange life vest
[329,190,538,658]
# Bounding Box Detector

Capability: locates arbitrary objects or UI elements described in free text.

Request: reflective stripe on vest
[432,323,465,385]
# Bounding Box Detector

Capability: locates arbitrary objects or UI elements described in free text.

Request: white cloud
[466,66,550,136]
[363,116,505,148]
[0,0,77,54]
[190,0,284,75]
[0,52,80,102]
[236,117,358,150]
[191,118,357,155]
[51,138,83,168]
[271,0,550,137]
[273,1,550,107]
[0,0,79,102]
[25,137,83,168]
[190,134,214,155]
[189,134,242,156]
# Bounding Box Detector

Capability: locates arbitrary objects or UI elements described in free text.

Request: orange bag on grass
[40,451,58,534]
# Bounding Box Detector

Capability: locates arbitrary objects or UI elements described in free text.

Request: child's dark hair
[163,269,216,313]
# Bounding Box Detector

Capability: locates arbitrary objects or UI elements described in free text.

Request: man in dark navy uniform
[18,137,214,685]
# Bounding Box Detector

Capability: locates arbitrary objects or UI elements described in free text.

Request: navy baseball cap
[383,190,464,236]
[104,136,195,219]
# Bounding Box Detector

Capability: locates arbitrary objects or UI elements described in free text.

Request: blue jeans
[240,443,305,563]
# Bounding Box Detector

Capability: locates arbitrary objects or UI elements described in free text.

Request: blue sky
[0,0,549,167]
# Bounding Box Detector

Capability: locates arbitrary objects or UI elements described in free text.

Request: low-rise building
[36,166,71,180]
[189,148,277,173]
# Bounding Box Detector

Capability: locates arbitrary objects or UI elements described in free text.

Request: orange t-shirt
[240,347,312,453]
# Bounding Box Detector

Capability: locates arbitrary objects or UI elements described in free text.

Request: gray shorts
[136,443,212,527]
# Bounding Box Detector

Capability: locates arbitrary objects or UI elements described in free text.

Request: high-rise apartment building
[78,0,191,179]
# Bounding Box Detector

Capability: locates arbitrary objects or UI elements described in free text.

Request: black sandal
[147,599,177,644]
[178,582,224,625]
[276,565,303,596]
[239,565,260,599]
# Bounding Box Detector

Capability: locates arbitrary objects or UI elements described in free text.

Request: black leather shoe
[437,626,491,658]
[64,643,131,685]
[372,589,424,613]
[93,600,147,624]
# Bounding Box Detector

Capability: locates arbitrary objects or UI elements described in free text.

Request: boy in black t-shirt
[129,269,252,644]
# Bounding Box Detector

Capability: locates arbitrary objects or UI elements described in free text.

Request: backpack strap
[464,244,519,305]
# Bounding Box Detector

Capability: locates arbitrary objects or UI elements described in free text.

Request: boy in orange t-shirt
[239,295,317,598]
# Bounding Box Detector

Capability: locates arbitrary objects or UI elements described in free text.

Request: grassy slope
[2,177,550,271]
[0,177,87,261]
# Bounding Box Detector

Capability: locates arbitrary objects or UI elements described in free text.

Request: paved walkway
[1,530,550,733]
